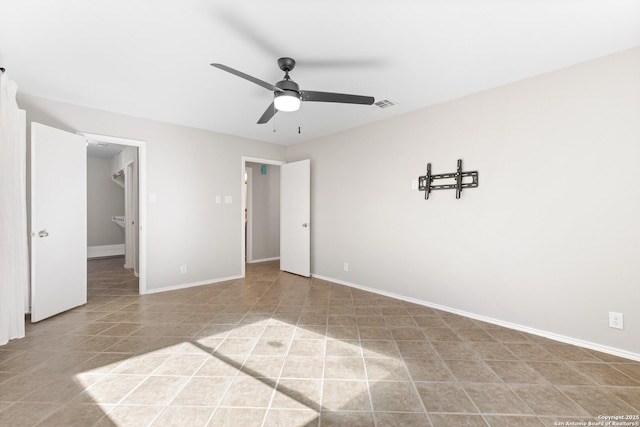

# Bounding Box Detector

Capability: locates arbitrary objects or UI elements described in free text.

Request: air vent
[374,99,396,109]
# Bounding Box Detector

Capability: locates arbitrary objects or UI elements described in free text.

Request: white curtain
[0,72,27,346]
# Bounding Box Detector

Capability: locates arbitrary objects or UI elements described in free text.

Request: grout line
[357,305,378,427]
[315,287,330,427]
[260,287,307,427]
[394,336,434,427]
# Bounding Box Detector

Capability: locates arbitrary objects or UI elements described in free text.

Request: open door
[30,123,87,322]
[280,159,310,277]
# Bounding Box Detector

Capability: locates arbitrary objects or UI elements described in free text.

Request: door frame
[124,162,136,273]
[240,156,285,278]
[80,132,148,294]
[244,166,253,263]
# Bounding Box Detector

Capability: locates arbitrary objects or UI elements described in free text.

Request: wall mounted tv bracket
[418,159,478,199]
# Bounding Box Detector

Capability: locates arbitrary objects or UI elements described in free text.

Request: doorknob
[302,223,308,228]
[38,230,49,238]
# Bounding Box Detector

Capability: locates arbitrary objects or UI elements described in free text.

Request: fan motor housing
[275,79,299,93]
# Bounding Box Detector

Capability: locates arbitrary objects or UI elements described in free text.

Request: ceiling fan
[211,57,375,124]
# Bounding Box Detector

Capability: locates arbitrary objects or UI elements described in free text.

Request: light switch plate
[224,196,232,204]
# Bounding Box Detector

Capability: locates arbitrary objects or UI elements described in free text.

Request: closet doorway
[83,132,147,294]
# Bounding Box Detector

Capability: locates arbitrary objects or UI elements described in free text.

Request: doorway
[241,157,285,278]
[82,132,147,294]
[245,162,281,264]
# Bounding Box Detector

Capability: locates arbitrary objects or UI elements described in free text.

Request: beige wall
[19,94,287,292]
[287,47,640,356]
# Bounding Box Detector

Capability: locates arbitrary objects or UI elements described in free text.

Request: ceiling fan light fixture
[211,58,374,124]
[274,90,301,112]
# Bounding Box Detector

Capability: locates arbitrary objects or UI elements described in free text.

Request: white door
[280,159,310,277]
[30,123,87,322]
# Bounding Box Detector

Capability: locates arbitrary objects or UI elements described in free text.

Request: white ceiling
[2,1,639,145]
[86,140,125,159]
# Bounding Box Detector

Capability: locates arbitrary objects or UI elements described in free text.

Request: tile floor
[0,257,639,426]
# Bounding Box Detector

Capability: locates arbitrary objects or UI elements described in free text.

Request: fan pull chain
[273,105,277,132]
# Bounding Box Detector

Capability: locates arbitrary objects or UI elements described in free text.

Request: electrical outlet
[609,312,624,330]
[180,265,187,274]
[343,263,349,272]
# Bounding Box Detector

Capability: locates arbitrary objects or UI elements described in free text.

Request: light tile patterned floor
[0,257,639,426]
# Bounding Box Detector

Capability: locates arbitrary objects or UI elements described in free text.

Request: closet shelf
[112,216,126,228]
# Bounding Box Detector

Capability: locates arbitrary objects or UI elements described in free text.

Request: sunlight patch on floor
[74,318,395,425]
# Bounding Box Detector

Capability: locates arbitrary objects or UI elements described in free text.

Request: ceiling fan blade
[301,90,374,105]
[211,63,282,92]
[216,12,383,69]
[257,102,277,124]
[216,11,282,58]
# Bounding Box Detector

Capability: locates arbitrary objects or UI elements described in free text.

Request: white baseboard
[248,257,280,264]
[142,275,243,295]
[87,244,125,259]
[312,274,640,362]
